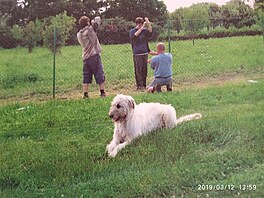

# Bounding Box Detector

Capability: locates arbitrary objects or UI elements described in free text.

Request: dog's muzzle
[109,113,119,122]
[109,112,122,122]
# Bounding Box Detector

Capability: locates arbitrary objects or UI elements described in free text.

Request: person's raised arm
[91,16,101,32]
[134,22,146,37]
[144,17,152,33]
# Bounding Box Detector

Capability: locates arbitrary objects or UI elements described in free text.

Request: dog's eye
[116,104,121,109]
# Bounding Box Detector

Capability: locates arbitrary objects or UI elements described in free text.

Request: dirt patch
[1,72,263,105]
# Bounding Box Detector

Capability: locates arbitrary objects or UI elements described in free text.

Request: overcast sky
[162,0,254,12]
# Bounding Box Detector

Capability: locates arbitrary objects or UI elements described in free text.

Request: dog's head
[109,94,136,122]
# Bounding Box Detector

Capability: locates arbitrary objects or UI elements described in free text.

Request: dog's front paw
[106,143,115,154]
[109,148,118,158]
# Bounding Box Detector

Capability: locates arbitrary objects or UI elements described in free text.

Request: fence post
[53,26,56,99]
[167,20,173,53]
[168,26,171,53]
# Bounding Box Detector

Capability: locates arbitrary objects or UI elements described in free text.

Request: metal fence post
[53,26,56,99]
[167,20,172,53]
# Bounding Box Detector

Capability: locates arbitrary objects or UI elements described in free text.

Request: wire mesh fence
[0,22,264,102]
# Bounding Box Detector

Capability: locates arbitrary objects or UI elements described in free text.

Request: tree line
[0,0,168,26]
[0,0,263,51]
[170,0,264,44]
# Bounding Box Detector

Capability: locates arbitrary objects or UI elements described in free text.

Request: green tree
[208,3,222,29]
[0,0,23,26]
[102,0,168,25]
[18,0,66,22]
[1,0,102,26]
[65,0,101,20]
[221,0,255,29]
[0,16,19,48]
[255,0,264,10]
[25,20,44,52]
[221,5,232,29]
[170,8,185,33]
[97,17,161,44]
[97,17,134,44]
[0,0,16,17]
[255,10,264,44]
[12,19,44,52]
[182,4,209,45]
[43,12,76,53]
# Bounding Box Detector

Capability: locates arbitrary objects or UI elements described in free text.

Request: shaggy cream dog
[106,94,202,157]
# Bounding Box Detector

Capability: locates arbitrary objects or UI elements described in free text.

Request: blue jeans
[148,76,172,88]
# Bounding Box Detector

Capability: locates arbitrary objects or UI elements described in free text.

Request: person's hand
[147,59,151,64]
[92,16,101,25]
[145,17,149,23]
[144,17,151,29]
[94,16,101,24]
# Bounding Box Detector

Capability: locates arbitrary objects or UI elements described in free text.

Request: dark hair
[79,16,90,28]
[135,17,144,24]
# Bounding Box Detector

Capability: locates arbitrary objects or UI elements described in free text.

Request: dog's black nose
[109,114,113,118]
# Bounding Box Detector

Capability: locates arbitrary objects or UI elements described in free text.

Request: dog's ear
[128,98,135,109]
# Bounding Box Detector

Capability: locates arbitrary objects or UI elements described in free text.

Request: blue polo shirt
[130,28,152,55]
[151,53,173,78]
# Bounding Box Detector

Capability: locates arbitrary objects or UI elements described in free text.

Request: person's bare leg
[99,83,104,90]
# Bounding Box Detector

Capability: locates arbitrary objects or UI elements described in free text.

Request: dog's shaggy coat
[107,94,202,157]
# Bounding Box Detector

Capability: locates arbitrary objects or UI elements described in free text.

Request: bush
[255,10,264,43]
[97,17,133,44]
[22,20,45,52]
[157,25,263,41]
[0,17,21,49]
[0,31,20,49]
[42,12,76,53]
[97,17,162,44]
[11,20,45,52]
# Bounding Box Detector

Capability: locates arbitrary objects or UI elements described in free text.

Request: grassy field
[0,36,263,101]
[0,78,263,197]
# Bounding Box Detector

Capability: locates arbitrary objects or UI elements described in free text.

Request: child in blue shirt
[147,42,173,93]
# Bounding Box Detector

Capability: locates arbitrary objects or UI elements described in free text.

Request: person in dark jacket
[130,17,153,91]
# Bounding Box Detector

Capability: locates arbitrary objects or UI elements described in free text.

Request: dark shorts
[83,54,105,84]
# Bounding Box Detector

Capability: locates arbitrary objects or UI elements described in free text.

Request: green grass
[0,36,263,100]
[0,79,263,197]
